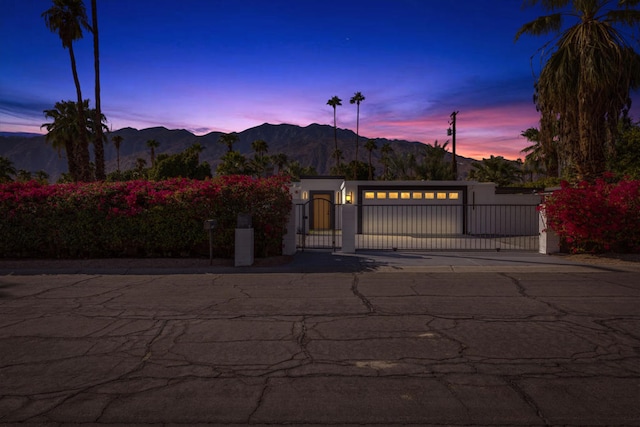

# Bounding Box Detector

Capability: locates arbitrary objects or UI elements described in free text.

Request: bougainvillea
[541,175,640,253]
[0,175,292,258]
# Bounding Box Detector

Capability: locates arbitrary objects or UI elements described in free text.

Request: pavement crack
[504,377,551,426]
[351,275,375,313]
[294,317,313,362]
[247,378,270,423]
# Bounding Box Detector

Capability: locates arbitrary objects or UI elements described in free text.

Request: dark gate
[295,196,340,250]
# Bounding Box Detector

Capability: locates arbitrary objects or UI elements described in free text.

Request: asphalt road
[0,252,639,426]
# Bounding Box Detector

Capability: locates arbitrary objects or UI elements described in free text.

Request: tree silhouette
[327,96,342,167]
[90,0,105,180]
[42,0,92,181]
[111,134,123,172]
[350,92,365,176]
[515,0,640,180]
[146,139,160,168]
[364,139,377,180]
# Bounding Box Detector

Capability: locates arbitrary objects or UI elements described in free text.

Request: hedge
[0,175,292,258]
[541,175,640,253]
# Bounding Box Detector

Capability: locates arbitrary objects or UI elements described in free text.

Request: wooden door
[312,193,332,230]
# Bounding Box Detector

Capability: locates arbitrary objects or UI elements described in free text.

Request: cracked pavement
[0,258,639,426]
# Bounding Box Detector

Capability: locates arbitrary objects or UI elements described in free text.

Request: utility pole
[448,111,459,180]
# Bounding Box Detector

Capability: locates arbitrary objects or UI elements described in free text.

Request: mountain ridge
[0,122,476,182]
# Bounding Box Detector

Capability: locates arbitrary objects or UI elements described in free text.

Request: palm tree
[42,0,92,181]
[42,100,87,181]
[251,139,269,157]
[515,0,640,180]
[350,92,365,165]
[468,156,523,187]
[219,133,239,153]
[217,151,248,176]
[271,153,288,174]
[520,127,559,178]
[146,139,160,168]
[380,142,393,180]
[415,141,455,181]
[111,134,123,172]
[364,139,377,180]
[90,0,105,180]
[327,96,342,167]
[0,156,16,183]
[186,142,205,163]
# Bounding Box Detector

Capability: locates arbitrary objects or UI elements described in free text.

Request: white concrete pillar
[341,203,356,253]
[235,228,254,266]
[538,207,560,254]
[282,200,301,256]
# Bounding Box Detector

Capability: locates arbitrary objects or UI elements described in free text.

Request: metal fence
[295,203,540,252]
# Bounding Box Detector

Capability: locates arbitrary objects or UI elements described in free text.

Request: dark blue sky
[1,0,638,159]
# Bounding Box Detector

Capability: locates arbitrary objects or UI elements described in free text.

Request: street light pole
[449,111,459,180]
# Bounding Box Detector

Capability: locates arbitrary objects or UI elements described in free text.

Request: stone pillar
[341,203,356,253]
[235,228,254,266]
[538,207,560,254]
[282,200,301,256]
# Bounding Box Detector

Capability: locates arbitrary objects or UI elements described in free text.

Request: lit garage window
[449,192,459,200]
[401,192,410,199]
[364,191,375,199]
[425,192,435,199]
[377,192,387,199]
[437,192,447,199]
[412,192,422,199]
[388,192,398,199]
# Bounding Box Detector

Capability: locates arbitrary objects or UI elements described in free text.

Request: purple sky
[1,0,638,160]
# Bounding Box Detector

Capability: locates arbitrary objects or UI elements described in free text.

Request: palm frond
[521,0,572,10]
[515,14,563,41]
[605,9,640,26]
[618,0,640,8]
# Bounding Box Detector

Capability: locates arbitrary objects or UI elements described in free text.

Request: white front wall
[293,178,542,238]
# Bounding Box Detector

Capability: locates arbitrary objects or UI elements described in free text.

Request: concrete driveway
[0,252,639,426]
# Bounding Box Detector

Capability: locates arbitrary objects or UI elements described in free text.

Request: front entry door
[312,193,332,230]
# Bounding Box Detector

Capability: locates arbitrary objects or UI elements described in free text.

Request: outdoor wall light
[302,191,308,200]
[345,192,353,204]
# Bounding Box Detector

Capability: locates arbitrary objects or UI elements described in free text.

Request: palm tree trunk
[333,108,339,167]
[355,103,360,163]
[69,44,91,181]
[92,0,105,180]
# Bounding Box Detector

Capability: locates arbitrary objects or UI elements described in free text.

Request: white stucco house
[286,176,550,253]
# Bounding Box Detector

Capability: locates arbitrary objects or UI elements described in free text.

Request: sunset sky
[1,0,639,160]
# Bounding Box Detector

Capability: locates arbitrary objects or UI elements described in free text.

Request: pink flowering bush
[541,175,640,253]
[0,176,292,258]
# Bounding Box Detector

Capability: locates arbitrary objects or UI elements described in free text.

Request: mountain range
[0,123,477,182]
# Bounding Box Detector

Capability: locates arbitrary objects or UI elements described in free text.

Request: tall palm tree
[90,0,105,180]
[327,96,342,167]
[350,92,365,165]
[218,133,239,153]
[146,139,160,168]
[42,0,92,181]
[111,134,123,172]
[364,139,377,180]
[515,0,640,180]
